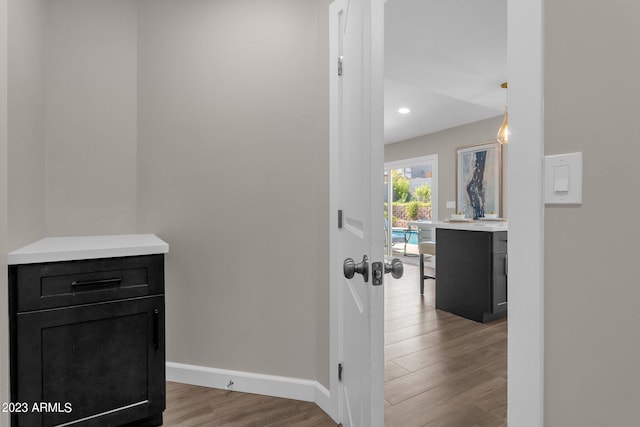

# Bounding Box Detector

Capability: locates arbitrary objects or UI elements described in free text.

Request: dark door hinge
[338,363,343,381]
[338,210,343,229]
[338,56,343,76]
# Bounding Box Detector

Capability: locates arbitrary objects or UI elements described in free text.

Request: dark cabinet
[9,254,166,427]
[435,229,507,323]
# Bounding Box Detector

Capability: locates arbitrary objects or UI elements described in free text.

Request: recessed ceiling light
[398,107,411,114]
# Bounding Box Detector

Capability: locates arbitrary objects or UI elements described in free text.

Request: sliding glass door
[384,155,438,257]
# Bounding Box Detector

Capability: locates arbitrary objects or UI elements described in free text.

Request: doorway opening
[382,0,508,422]
[328,0,544,423]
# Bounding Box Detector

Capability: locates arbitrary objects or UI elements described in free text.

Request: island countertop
[8,234,169,265]
[408,220,508,233]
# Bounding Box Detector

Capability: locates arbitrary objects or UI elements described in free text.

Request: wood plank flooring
[164,262,507,426]
[163,381,336,426]
[383,263,507,427]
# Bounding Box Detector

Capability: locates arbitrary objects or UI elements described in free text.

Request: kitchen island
[435,221,507,323]
[410,220,508,323]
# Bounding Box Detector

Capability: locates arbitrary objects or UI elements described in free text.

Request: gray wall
[2,0,331,396]
[7,0,138,248]
[0,0,10,422]
[7,0,46,250]
[384,116,508,219]
[136,0,330,383]
[45,0,138,236]
[543,1,640,425]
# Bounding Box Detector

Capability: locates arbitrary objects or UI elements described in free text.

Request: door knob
[343,255,369,282]
[384,258,404,279]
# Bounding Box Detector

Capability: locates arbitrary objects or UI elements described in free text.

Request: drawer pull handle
[153,309,160,350]
[505,253,508,276]
[71,278,122,287]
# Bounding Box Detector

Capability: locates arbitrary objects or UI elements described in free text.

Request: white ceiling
[384,0,507,144]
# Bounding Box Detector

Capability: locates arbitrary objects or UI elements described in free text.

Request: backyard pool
[391,229,419,245]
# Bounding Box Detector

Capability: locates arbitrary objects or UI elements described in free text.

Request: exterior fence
[390,205,432,228]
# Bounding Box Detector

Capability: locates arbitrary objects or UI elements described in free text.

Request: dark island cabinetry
[435,228,507,323]
[9,254,166,427]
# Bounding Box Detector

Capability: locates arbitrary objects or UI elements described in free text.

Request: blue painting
[457,142,502,219]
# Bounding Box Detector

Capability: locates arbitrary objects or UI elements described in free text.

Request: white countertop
[409,220,508,232]
[8,234,169,265]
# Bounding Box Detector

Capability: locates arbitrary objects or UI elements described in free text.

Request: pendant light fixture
[497,82,509,144]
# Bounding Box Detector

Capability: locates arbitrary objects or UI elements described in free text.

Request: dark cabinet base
[9,255,166,427]
[435,229,507,323]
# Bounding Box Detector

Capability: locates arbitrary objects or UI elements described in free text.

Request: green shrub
[392,172,410,203]
[406,201,420,220]
[415,184,431,203]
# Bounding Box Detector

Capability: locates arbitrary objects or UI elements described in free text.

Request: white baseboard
[166,362,336,421]
[313,382,333,421]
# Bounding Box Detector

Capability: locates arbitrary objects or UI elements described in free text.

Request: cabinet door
[13,296,165,427]
[491,231,507,313]
[492,251,508,312]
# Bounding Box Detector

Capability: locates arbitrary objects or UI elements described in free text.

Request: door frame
[506,0,545,424]
[328,0,544,425]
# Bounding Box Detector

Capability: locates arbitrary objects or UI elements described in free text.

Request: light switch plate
[544,152,582,205]
[446,201,456,209]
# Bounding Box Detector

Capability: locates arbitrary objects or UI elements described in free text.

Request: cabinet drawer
[10,254,164,312]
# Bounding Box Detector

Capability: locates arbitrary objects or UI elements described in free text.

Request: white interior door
[329,0,385,426]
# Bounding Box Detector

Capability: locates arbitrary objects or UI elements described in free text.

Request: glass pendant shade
[497,104,509,144]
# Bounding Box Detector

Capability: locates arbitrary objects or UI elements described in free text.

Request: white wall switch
[553,165,569,192]
[544,152,582,205]
[446,201,456,209]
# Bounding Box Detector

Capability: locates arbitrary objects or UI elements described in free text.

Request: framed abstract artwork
[456,142,502,219]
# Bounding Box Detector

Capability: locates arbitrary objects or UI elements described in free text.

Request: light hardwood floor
[164,262,507,426]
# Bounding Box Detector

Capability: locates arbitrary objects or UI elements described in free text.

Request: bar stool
[401,227,419,257]
[419,241,436,295]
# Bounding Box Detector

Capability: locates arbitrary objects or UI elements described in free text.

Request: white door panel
[329,0,385,426]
